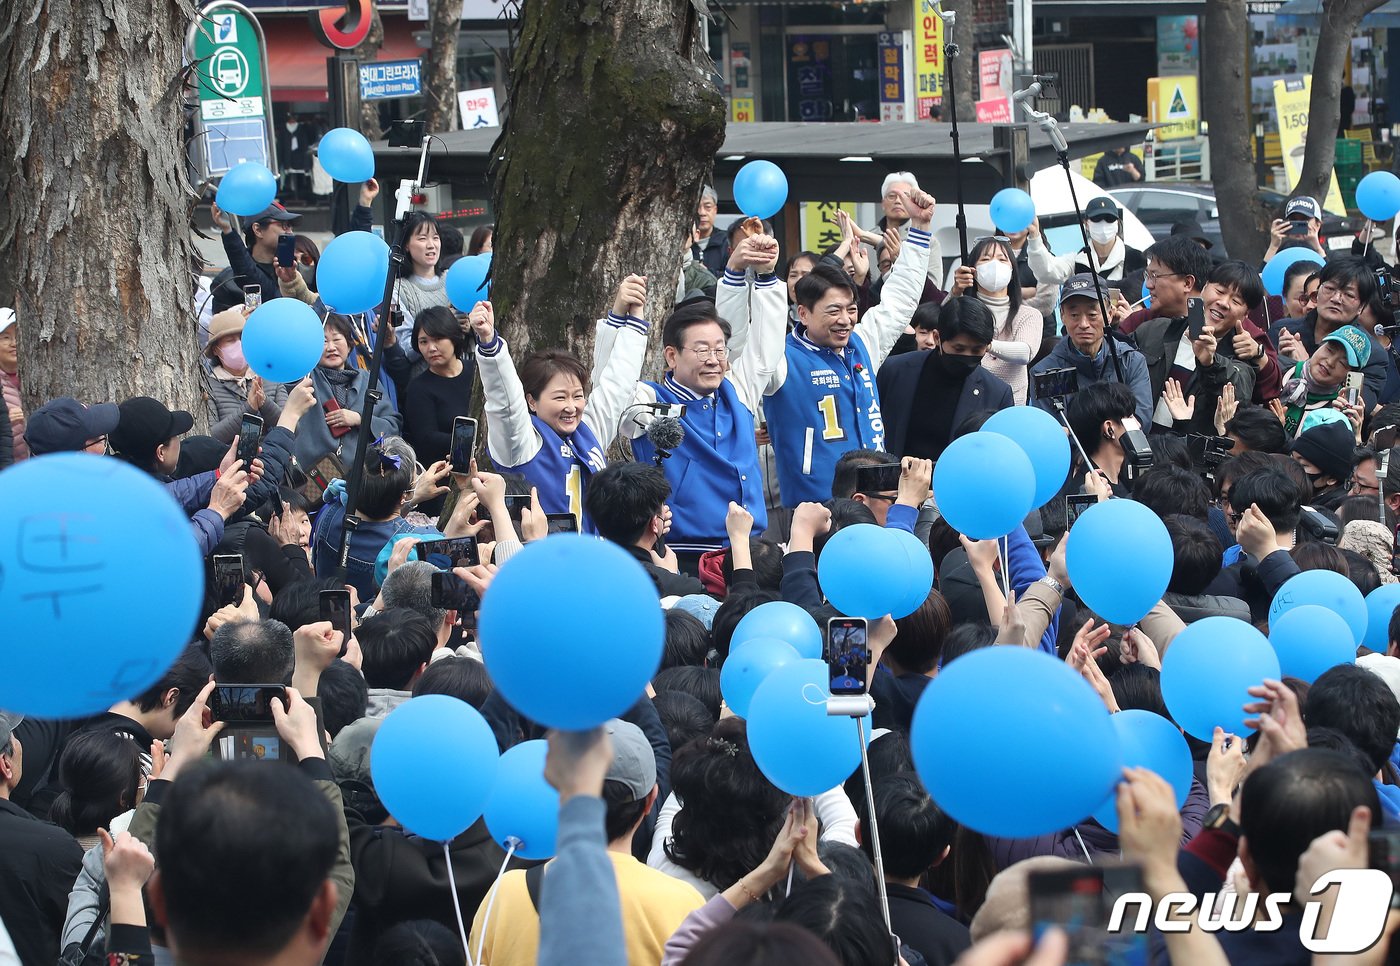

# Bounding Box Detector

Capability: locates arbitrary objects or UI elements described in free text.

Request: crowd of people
[5,162,1400,966]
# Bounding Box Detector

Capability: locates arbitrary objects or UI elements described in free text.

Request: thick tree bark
[490,0,726,366]
[1295,0,1384,203]
[354,3,387,138]
[424,0,465,133]
[944,0,975,122]
[0,0,201,417]
[1203,0,1269,261]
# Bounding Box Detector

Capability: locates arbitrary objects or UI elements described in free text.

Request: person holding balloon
[949,236,1042,404]
[752,187,937,506]
[470,277,649,530]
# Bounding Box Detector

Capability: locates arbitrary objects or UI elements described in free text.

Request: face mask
[297,264,316,289]
[218,341,246,372]
[933,350,981,378]
[976,261,1014,293]
[1088,221,1119,245]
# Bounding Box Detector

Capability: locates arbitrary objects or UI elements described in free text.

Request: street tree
[1203,0,1270,260]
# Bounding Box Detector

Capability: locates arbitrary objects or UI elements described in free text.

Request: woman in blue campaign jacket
[470,279,649,531]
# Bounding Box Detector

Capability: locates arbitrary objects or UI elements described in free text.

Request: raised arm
[471,302,544,468]
[853,187,935,370]
[1024,219,1077,286]
[583,274,652,449]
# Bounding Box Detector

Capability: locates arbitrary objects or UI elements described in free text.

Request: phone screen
[1186,297,1206,341]
[1034,367,1079,401]
[546,512,579,534]
[431,570,481,611]
[825,618,869,696]
[277,233,297,268]
[210,685,286,724]
[236,413,264,468]
[450,417,477,474]
[319,590,352,656]
[213,554,244,607]
[1066,494,1097,529]
[1029,866,1149,966]
[415,536,480,569]
[503,494,532,522]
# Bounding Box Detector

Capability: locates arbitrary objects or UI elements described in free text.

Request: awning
[262,15,424,102]
[1275,0,1400,27]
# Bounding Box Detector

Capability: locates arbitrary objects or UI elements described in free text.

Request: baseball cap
[665,594,720,631]
[0,308,14,334]
[605,718,657,801]
[1322,324,1372,368]
[0,711,22,750]
[1170,220,1214,249]
[25,396,121,455]
[1058,273,1101,306]
[1084,197,1120,221]
[110,397,196,459]
[247,202,302,223]
[1285,196,1323,221]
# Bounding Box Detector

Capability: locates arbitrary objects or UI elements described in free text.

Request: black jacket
[886,882,973,966]
[0,797,84,965]
[1203,547,1302,623]
[0,391,11,469]
[625,545,707,598]
[876,351,1014,458]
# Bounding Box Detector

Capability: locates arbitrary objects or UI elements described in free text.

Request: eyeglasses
[685,345,729,360]
[974,235,1012,244]
[1317,282,1361,304]
[1143,270,1185,282]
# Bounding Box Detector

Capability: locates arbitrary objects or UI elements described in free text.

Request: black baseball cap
[110,396,195,459]
[247,202,302,223]
[1085,197,1120,221]
[1058,273,1101,306]
[25,397,121,455]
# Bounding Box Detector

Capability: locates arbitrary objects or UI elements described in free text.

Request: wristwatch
[1202,802,1240,836]
[1038,575,1066,597]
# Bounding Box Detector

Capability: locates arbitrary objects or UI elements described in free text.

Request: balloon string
[475,839,520,966]
[444,840,476,966]
[786,857,795,897]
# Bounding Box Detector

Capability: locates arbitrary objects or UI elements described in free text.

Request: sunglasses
[1088,215,1119,224]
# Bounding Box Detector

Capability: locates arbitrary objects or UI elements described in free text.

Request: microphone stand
[932,3,968,265]
[336,135,434,577]
[1013,81,1124,384]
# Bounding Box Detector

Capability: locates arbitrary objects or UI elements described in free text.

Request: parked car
[1106,182,1354,259]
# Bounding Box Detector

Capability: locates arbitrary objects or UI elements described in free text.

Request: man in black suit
[877,297,1014,459]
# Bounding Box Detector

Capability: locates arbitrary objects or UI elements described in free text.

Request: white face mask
[976,261,1014,293]
[1088,221,1119,245]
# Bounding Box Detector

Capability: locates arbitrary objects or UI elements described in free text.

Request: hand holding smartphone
[236,413,264,468]
[277,233,297,268]
[213,554,245,607]
[319,589,352,658]
[1345,372,1364,407]
[450,416,477,474]
[1186,297,1207,341]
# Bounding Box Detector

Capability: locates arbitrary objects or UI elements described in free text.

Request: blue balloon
[445,253,492,309]
[1091,711,1192,833]
[733,160,789,220]
[1066,500,1172,625]
[1261,246,1325,297]
[819,524,929,620]
[933,432,1036,539]
[982,407,1072,508]
[318,230,390,314]
[748,659,863,796]
[482,741,559,859]
[733,601,823,659]
[318,127,375,183]
[989,188,1036,234]
[242,298,325,382]
[1161,617,1281,739]
[479,535,664,729]
[911,647,1120,838]
[1269,605,1355,683]
[1365,584,1400,651]
[0,455,203,718]
[722,638,801,719]
[1356,171,1400,222]
[371,695,499,841]
[216,162,277,217]
[890,528,936,619]
[1270,569,1366,645]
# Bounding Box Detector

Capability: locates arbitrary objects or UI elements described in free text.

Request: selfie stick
[336,134,435,577]
[827,696,894,940]
[930,2,968,265]
[1013,80,1124,385]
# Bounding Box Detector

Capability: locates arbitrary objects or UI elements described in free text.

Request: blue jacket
[312,496,439,599]
[1029,335,1153,428]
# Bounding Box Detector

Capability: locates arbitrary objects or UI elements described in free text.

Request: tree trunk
[1203,0,1269,261]
[944,0,975,122]
[354,3,387,138]
[424,0,465,133]
[0,0,201,418]
[490,0,726,365]
[1295,0,1384,203]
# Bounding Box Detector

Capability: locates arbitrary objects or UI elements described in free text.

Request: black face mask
[931,350,981,379]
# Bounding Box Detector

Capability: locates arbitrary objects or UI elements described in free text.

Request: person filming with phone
[1269,257,1387,408]
[1263,195,1328,262]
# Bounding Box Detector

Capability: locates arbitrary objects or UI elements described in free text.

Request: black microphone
[645,417,686,466]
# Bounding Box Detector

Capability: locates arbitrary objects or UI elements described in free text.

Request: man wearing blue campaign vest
[738,187,937,505]
[471,276,652,531]
[614,234,782,567]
